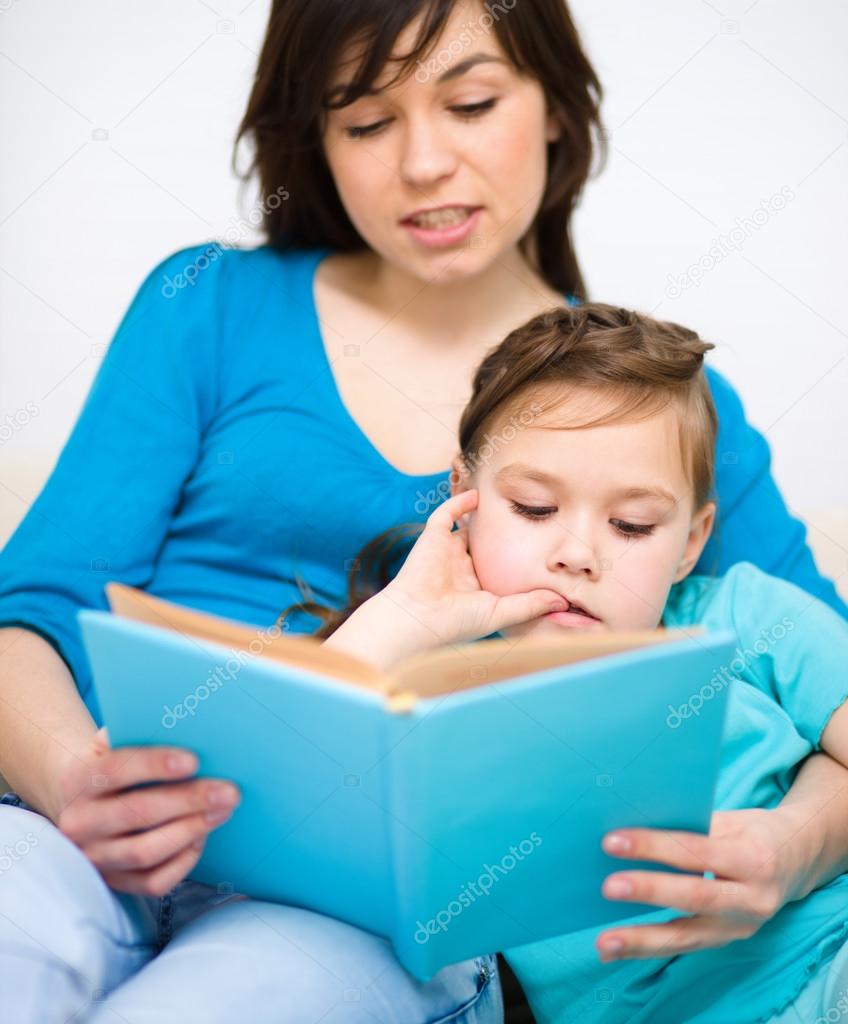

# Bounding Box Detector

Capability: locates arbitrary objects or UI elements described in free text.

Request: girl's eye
[510,501,556,521]
[345,98,498,139]
[611,519,655,538]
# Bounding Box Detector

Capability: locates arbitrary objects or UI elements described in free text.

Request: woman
[0,0,845,1020]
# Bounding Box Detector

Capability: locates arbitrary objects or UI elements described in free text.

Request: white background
[1,1,846,562]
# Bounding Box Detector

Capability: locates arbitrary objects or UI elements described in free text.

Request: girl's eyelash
[610,519,655,538]
[345,98,498,139]
[510,503,656,538]
[510,501,556,521]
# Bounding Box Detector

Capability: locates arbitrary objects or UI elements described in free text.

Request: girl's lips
[545,607,603,629]
[400,207,483,249]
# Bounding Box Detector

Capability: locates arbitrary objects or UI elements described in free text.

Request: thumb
[488,591,567,633]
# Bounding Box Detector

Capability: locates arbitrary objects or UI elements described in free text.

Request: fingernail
[207,784,239,808]
[168,753,197,774]
[599,937,624,956]
[605,878,633,898]
[550,603,568,612]
[191,838,205,850]
[603,833,631,854]
[205,808,232,825]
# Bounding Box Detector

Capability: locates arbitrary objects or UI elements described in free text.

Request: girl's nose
[398,117,459,188]
[550,525,598,578]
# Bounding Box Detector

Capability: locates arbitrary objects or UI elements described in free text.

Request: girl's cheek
[469,532,533,596]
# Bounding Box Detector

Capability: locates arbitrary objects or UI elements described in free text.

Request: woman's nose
[398,117,458,187]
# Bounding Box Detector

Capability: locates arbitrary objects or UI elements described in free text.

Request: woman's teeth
[408,206,474,229]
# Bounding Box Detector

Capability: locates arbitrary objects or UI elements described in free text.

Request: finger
[602,827,740,878]
[488,589,569,632]
[602,870,753,917]
[92,726,110,754]
[60,778,240,841]
[426,489,478,532]
[74,745,201,796]
[103,839,207,898]
[596,915,749,961]
[87,808,233,873]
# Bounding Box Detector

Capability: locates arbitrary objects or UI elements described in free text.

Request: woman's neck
[353,245,564,350]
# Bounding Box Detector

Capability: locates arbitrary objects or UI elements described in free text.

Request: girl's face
[321,0,560,284]
[452,397,715,636]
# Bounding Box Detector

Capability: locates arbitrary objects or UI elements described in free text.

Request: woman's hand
[380,489,567,654]
[55,727,240,897]
[595,807,803,961]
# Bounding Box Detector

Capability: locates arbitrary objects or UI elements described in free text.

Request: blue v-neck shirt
[0,242,844,721]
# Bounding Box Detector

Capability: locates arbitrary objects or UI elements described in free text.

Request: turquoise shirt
[504,561,848,1024]
[0,242,845,725]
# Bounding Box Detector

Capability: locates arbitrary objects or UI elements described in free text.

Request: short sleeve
[698,367,848,620]
[0,243,227,703]
[723,562,848,748]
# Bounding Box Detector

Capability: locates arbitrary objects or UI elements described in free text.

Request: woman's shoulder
[149,240,332,300]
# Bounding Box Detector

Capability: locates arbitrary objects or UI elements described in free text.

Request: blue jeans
[0,793,503,1023]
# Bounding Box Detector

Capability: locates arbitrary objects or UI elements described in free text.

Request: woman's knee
[160,898,502,1023]
[0,805,149,972]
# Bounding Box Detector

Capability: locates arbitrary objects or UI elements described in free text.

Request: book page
[389,629,695,701]
[105,583,387,690]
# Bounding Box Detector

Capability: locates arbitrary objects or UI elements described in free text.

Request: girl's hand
[328,489,569,670]
[55,727,241,896]
[379,489,568,655]
[595,807,800,961]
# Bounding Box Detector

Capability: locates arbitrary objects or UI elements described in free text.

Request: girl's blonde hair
[282,303,717,638]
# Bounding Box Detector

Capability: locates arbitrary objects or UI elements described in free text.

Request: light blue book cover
[78,595,733,981]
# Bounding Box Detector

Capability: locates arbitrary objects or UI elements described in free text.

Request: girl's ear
[449,455,472,498]
[673,502,716,583]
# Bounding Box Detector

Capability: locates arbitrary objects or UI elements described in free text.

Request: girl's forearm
[321,589,441,672]
[777,752,848,901]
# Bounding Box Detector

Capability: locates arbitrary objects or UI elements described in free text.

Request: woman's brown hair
[281,303,718,640]
[233,0,605,298]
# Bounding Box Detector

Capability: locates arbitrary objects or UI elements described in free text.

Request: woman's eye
[345,119,391,139]
[611,519,655,538]
[345,99,497,139]
[510,501,556,521]
[449,98,498,119]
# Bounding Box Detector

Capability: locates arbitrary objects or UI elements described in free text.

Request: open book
[78,583,734,979]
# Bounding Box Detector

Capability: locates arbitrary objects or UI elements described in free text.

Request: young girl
[296,303,848,1023]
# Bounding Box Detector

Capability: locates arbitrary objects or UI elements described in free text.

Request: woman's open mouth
[400,205,483,249]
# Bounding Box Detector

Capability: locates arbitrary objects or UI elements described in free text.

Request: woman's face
[321,0,560,283]
[452,395,715,637]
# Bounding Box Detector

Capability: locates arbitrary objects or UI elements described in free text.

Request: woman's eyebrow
[337,53,509,98]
